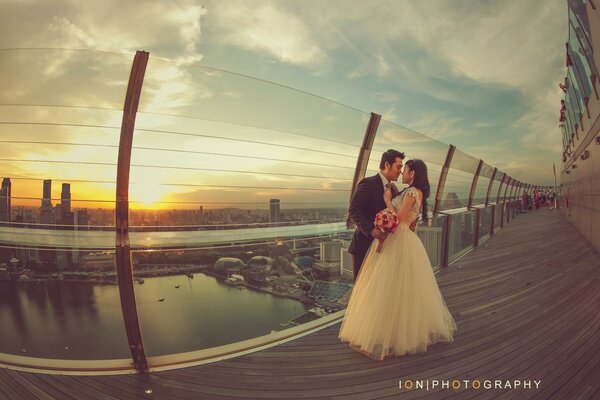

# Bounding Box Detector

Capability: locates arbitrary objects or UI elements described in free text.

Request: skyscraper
[42,179,52,208]
[269,199,280,225]
[0,178,11,223]
[40,179,55,225]
[61,183,71,218]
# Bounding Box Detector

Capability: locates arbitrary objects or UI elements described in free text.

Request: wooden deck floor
[1,210,599,400]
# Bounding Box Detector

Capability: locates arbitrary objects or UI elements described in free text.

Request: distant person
[347,149,405,281]
[548,190,555,210]
[522,192,529,212]
[340,159,456,360]
[559,77,569,93]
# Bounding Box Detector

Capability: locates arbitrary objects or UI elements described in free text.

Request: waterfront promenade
[1,210,599,399]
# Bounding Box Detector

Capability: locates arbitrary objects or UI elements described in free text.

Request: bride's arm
[395,194,416,224]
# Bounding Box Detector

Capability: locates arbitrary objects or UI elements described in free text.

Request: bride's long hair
[405,159,430,222]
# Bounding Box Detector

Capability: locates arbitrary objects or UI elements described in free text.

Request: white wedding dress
[339,187,456,360]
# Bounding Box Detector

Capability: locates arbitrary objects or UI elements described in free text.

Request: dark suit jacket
[348,174,387,259]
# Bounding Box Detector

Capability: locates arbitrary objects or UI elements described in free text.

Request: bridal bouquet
[374,209,399,253]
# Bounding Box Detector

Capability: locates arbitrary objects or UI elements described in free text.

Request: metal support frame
[115,50,149,374]
[473,207,481,247]
[510,181,519,219]
[439,213,450,268]
[489,204,496,236]
[467,159,483,209]
[485,167,498,206]
[495,173,507,205]
[511,182,520,217]
[433,144,456,214]
[514,183,522,214]
[502,177,511,203]
[347,113,381,228]
[504,178,516,223]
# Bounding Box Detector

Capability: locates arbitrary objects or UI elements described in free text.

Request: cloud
[209,1,326,67]
[408,112,468,140]
[0,0,206,60]
[381,107,398,123]
[222,91,244,98]
[515,87,564,153]
[373,92,399,102]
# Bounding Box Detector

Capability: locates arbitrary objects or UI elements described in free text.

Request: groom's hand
[409,220,417,231]
[371,228,387,241]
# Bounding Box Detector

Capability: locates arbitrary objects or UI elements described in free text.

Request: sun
[129,184,171,209]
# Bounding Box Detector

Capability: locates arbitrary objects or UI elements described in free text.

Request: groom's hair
[379,149,405,169]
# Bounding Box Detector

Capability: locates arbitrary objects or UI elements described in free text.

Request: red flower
[373,209,399,252]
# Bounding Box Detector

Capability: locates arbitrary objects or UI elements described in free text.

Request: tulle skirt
[339,224,457,360]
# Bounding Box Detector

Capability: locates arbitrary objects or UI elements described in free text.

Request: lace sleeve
[405,187,421,206]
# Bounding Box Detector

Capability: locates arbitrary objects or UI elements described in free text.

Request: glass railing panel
[494,203,504,231]
[132,231,354,357]
[130,56,371,360]
[0,247,130,362]
[438,149,479,212]
[479,206,493,241]
[0,48,133,368]
[447,209,477,262]
[0,49,128,234]
[417,214,446,270]
[488,173,502,204]
[137,57,369,148]
[472,163,495,207]
[0,49,132,110]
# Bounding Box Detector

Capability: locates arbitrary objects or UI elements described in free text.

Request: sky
[0,0,567,210]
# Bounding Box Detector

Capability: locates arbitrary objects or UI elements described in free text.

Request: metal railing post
[347,112,381,228]
[433,145,456,213]
[115,50,149,374]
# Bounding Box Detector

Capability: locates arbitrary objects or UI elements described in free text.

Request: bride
[339,159,456,360]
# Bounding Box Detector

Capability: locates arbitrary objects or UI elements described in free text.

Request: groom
[348,149,405,281]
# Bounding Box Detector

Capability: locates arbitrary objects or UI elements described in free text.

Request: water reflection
[0,273,309,360]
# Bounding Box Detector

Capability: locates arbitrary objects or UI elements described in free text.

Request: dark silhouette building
[40,179,55,225]
[60,183,71,223]
[269,199,280,225]
[42,179,52,208]
[0,178,10,223]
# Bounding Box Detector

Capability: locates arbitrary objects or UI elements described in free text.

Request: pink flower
[373,209,399,252]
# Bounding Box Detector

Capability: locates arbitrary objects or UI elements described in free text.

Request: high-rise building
[40,207,54,225]
[40,179,54,225]
[339,240,353,281]
[269,199,280,225]
[76,210,89,227]
[320,241,342,263]
[0,178,11,223]
[42,179,52,208]
[60,183,71,221]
